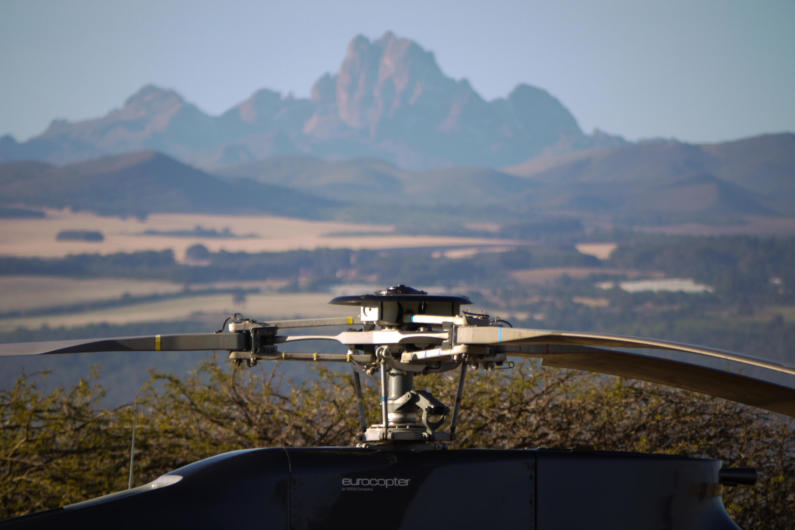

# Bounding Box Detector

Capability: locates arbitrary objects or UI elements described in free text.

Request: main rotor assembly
[2,285,794,445]
[228,285,500,444]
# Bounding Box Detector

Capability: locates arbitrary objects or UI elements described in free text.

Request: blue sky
[1,0,793,143]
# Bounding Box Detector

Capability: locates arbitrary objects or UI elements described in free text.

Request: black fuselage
[1,447,739,529]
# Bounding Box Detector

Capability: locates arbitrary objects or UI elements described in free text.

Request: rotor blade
[0,333,248,357]
[498,343,795,417]
[457,326,794,374]
[458,327,795,417]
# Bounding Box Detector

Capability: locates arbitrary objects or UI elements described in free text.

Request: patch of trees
[140,225,255,239]
[607,235,795,301]
[0,250,178,279]
[56,230,104,242]
[185,243,211,261]
[0,244,598,287]
[1,361,791,527]
[0,207,45,219]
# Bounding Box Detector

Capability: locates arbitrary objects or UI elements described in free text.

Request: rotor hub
[331,286,472,444]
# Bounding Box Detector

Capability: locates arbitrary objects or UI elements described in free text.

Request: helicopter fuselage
[0,446,740,529]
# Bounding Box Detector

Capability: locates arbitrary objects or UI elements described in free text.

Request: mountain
[299,33,601,167]
[0,33,622,170]
[0,151,337,219]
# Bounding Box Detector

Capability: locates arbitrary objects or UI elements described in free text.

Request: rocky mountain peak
[122,84,185,117]
[234,88,284,123]
[310,73,337,105]
[335,32,451,129]
[375,31,445,87]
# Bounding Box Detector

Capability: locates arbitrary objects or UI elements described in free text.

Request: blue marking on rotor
[498,327,502,342]
[382,396,387,402]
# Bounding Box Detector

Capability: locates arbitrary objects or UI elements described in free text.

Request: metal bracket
[226,317,281,366]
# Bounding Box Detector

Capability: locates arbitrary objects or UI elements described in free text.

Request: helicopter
[0,284,792,529]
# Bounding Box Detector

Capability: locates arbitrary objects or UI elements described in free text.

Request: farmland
[1,210,794,399]
[0,209,518,260]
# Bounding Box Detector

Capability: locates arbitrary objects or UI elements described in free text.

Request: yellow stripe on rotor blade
[155,335,161,351]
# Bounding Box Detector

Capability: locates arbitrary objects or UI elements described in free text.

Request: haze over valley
[1,32,794,404]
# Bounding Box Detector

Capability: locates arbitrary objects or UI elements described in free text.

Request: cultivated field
[0,209,518,260]
[575,243,617,260]
[0,210,522,332]
[0,276,184,312]
[510,267,662,285]
[0,288,354,332]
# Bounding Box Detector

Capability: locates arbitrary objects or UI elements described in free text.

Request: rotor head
[330,284,471,328]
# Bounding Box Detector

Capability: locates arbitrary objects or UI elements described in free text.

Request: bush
[1,361,791,527]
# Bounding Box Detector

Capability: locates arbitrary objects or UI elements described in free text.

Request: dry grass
[510,267,658,285]
[573,296,610,307]
[431,246,516,259]
[0,276,183,312]
[0,291,354,332]
[575,243,617,260]
[0,209,517,260]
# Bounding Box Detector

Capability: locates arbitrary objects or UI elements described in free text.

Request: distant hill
[0,33,622,170]
[2,132,791,227]
[0,160,55,184]
[220,133,794,225]
[0,151,337,218]
[505,133,795,219]
[700,134,795,215]
[218,156,536,211]
[219,156,406,203]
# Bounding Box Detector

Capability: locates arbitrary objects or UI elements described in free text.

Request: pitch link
[400,344,496,363]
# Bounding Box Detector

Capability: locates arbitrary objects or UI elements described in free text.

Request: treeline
[1,361,791,528]
[0,245,597,286]
[1,236,793,299]
[0,251,179,280]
